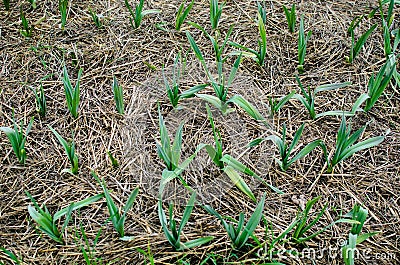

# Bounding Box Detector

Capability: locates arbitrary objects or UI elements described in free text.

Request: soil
[0,0,399,264]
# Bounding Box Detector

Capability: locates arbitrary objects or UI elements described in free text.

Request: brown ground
[0,0,399,264]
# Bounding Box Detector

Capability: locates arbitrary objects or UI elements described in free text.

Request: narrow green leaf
[178,192,196,234]
[340,136,384,162]
[180,236,214,250]
[315,82,351,94]
[54,193,104,221]
[235,193,266,249]
[287,140,322,169]
[180,84,208,98]
[228,95,266,122]
[356,232,379,244]
[223,166,256,202]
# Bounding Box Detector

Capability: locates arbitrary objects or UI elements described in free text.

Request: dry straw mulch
[0,0,399,264]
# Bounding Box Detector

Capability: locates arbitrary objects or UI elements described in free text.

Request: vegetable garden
[0,0,399,264]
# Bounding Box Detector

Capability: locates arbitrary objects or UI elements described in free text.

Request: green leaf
[197,94,234,114]
[0,247,20,264]
[141,9,161,16]
[229,45,258,58]
[234,193,266,249]
[257,12,267,65]
[227,53,242,88]
[228,95,266,122]
[315,81,351,94]
[315,110,355,119]
[179,236,214,250]
[352,24,377,62]
[356,232,379,244]
[223,166,256,202]
[178,192,196,235]
[180,84,208,98]
[340,136,384,162]
[287,123,305,156]
[287,140,322,169]
[248,138,264,147]
[186,31,205,61]
[54,193,104,221]
[272,90,296,113]
[221,154,284,194]
[171,123,184,168]
[112,76,124,114]
[122,187,139,216]
[158,200,178,248]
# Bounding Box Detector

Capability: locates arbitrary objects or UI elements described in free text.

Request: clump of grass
[112,76,124,115]
[283,3,296,33]
[204,193,266,249]
[269,90,296,117]
[124,0,161,29]
[48,126,79,175]
[363,52,397,112]
[205,106,281,200]
[230,13,267,66]
[379,0,398,57]
[290,196,358,244]
[62,66,82,118]
[298,15,312,74]
[346,15,377,64]
[73,218,106,265]
[25,190,104,244]
[92,171,139,240]
[188,22,233,63]
[257,0,267,25]
[62,65,82,118]
[89,8,103,29]
[210,0,224,30]
[250,123,323,171]
[107,151,119,168]
[205,105,257,200]
[157,106,184,171]
[136,244,155,265]
[59,0,68,31]
[185,30,266,119]
[31,84,47,117]
[156,110,207,195]
[175,0,194,31]
[163,52,207,109]
[186,30,242,114]
[293,76,353,119]
[322,116,385,173]
[158,192,214,250]
[0,112,34,165]
[342,205,379,265]
[20,7,33,38]
[3,0,10,11]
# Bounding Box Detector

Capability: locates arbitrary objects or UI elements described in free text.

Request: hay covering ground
[0,0,399,264]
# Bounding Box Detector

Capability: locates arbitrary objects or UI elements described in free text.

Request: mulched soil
[0,0,399,264]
